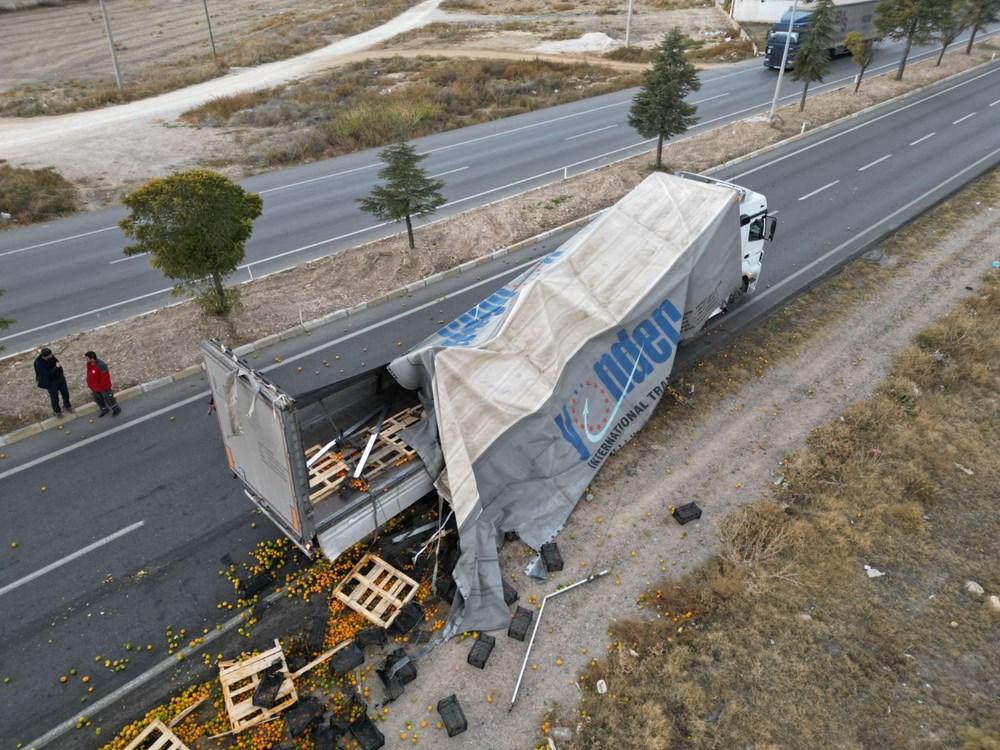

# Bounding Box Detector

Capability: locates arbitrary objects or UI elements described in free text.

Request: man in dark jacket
[84,351,121,417]
[34,347,74,417]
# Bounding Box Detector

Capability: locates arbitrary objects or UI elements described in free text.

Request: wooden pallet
[305,405,423,505]
[333,554,419,629]
[218,639,297,734]
[123,719,190,750]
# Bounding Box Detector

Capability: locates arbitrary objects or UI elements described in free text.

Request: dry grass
[554,185,1000,749]
[0,160,79,224]
[181,56,642,166]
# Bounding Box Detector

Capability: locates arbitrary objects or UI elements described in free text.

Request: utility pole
[202,0,217,59]
[767,0,799,124]
[625,0,634,47]
[98,0,124,91]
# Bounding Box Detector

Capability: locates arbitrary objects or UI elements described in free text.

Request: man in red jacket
[84,351,121,417]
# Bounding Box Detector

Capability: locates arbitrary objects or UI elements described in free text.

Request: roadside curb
[3,54,994,448]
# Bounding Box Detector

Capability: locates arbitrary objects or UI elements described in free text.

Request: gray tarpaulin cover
[389,172,741,632]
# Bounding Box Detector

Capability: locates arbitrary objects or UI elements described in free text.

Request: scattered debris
[864,565,885,578]
[284,698,324,737]
[328,641,365,676]
[596,679,608,694]
[965,580,985,596]
[989,595,1000,612]
[954,462,975,475]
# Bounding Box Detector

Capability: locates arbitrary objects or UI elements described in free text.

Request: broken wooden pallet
[305,405,424,505]
[218,639,297,734]
[333,554,419,629]
[123,718,190,750]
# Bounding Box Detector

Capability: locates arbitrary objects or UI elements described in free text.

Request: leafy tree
[876,0,954,80]
[119,169,262,316]
[790,0,837,111]
[357,140,446,250]
[934,0,973,64]
[627,27,702,170]
[845,32,880,92]
[964,0,1000,52]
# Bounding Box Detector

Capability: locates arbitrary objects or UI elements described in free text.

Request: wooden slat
[219,639,298,734]
[333,554,419,628]
[123,719,190,750]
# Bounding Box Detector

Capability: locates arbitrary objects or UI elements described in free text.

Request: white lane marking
[798,181,839,200]
[952,111,976,124]
[734,66,999,180]
[429,166,469,178]
[858,154,892,171]
[0,521,144,597]
[0,226,118,258]
[0,287,175,344]
[991,98,1000,107]
[0,255,544,480]
[746,143,1000,311]
[109,252,148,264]
[910,132,935,145]
[690,92,730,104]
[565,124,618,141]
[256,161,378,194]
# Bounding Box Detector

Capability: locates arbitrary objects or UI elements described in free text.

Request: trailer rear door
[201,340,314,552]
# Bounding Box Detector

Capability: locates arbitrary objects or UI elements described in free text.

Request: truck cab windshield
[767,31,800,44]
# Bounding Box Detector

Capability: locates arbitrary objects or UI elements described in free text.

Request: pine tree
[876,0,954,79]
[627,27,701,170]
[845,32,880,92]
[790,0,837,112]
[357,140,447,250]
[963,0,1000,53]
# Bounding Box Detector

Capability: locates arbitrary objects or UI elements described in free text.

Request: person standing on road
[84,351,121,417]
[34,347,74,417]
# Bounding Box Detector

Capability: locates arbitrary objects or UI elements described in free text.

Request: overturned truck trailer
[202,171,773,632]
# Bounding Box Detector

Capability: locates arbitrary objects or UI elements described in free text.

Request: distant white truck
[202,171,776,631]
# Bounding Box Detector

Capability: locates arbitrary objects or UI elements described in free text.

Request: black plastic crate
[502,577,519,605]
[467,633,496,669]
[388,600,423,637]
[311,723,335,750]
[284,698,324,737]
[306,611,328,655]
[437,694,468,737]
[435,575,457,602]
[251,659,285,708]
[238,570,274,600]
[508,606,533,642]
[349,714,385,750]
[672,502,702,525]
[354,626,387,649]
[540,542,563,572]
[329,642,365,676]
[381,648,418,685]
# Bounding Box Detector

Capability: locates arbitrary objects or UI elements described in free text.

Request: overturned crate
[333,554,419,629]
[123,719,190,750]
[219,640,297,733]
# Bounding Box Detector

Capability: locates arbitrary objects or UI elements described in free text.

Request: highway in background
[1,60,998,748]
[1,32,995,351]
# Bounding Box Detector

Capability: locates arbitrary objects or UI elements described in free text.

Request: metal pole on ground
[767,0,799,124]
[625,0,634,47]
[202,0,218,59]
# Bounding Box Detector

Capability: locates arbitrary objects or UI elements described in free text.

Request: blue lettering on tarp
[555,297,682,461]
[435,250,565,347]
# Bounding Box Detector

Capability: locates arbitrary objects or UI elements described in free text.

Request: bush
[0,162,78,226]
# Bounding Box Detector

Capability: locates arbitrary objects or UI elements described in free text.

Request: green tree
[934,0,973,64]
[963,0,1000,53]
[845,32,880,92]
[119,169,262,316]
[875,0,954,80]
[357,140,446,250]
[627,27,702,170]
[790,0,837,111]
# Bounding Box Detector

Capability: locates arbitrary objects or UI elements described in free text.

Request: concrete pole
[98,0,124,91]
[625,0,634,47]
[767,0,799,124]
[202,0,217,59]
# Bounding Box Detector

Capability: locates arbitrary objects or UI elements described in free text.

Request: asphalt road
[1,33,993,352]
[1,57,999,750]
